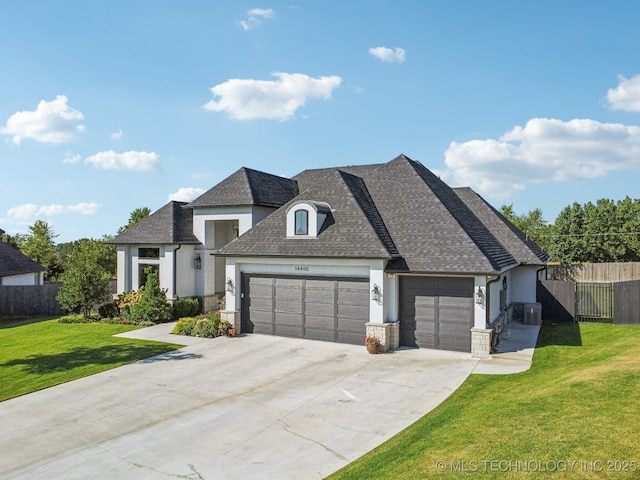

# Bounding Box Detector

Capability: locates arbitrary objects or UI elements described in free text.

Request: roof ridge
[338,170,399,257]
[406,159,517,272]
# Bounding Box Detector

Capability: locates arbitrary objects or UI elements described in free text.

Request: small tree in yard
[128,267,172,323]
[56,240,111,318]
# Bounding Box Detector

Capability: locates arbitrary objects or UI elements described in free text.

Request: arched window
[294,209,308,235]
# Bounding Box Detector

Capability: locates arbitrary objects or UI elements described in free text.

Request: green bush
[173,317,197,336]
[98,301,119,319]
[58,314,98,324]
[172,297,201,319]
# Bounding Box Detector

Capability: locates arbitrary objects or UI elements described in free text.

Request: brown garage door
[400,276,473,352]
[241,274,369,344]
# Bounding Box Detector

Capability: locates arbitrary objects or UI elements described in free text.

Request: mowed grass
[329,322,640,480]
[0,318,182,401]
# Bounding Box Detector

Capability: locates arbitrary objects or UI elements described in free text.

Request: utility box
[524,303,542,325]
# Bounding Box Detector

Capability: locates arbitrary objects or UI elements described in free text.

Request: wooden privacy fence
[538,280,640,325]
[0,284,65,316]
[548,262,640,282]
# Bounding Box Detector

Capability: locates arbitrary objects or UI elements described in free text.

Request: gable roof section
[112,201,200,245]
[188,167,298,208]
[216,168,399,259]
[454,187,550,265]
[0,241,45,277]
[366,155,518,274]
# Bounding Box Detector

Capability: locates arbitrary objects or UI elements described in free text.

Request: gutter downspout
[485,275,502,327]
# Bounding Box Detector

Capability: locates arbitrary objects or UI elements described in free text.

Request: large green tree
[500,204,553,254]
[548,197,640,263]
[20,220,60,281]
[57,236,116,278]
[56,239,112,318]
[117,207,151,234]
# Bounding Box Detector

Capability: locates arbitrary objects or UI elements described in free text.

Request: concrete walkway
[473,321,541,375]
[116,320,541,375]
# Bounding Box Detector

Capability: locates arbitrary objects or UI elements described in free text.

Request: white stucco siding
[175,245,197,298]
[192,206,261,245]
[1,272,42,286]
[510,265,541,304]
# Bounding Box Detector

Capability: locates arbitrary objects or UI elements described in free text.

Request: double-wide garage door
[400,276,474,352]
[241,274,369,345]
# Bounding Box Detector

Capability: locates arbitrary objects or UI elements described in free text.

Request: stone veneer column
[470,327,493,358]
[365,322,400,352]
[220,310,241,334]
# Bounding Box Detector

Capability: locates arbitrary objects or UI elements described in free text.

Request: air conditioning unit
[524,303,542,325]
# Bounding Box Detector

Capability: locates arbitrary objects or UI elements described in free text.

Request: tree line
[500,196,640,263]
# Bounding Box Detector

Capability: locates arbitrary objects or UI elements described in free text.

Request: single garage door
[400,276,474,352]
[241,274,369,344]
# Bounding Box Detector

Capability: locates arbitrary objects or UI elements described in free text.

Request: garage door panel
[243,275,368,345]
[401,276,473,352]
[306,315,334,330]
[275,324,303,338]
[338,304,368,319]
[275,300,303,314]
[305,302,334,316]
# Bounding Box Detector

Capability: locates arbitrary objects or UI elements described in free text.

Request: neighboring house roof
[111,201,200,245]
[0,241,45,277]
[218,154,548,275]
[454,187,551,265]
[188,167,299,208]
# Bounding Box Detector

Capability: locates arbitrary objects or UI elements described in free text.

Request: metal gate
[575,282,614,323]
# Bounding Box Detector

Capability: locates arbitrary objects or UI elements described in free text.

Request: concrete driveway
[0,326,482,480]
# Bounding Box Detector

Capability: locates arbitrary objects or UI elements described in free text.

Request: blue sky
[2,1,640,242]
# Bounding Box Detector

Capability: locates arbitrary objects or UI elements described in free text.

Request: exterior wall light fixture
[194,254,202,269]
[371,284,381,302]
[475,286,486,308]
[226,277,234,293]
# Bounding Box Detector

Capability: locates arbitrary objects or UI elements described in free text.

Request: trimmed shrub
[58,314,98,324]
[172,297,201,319]
[173,317,197,336]
[98,301,119,319]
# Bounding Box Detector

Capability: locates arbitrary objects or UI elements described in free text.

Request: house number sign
[295,266,310,272]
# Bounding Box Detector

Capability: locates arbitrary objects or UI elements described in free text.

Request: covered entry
[241,274,369,344]
[400,276,474,352]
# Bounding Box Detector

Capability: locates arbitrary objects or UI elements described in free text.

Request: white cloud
[62,150,81,164]
[84,150,161,172]
[110,127,123,140]
[168,187,206,202]
[0,95,85,145]
[7,202,101,220]
[442,118,640,199]
[240,7,275,30]
[204,72,342,121]
[607,75,640,112]
[368,46,406,63]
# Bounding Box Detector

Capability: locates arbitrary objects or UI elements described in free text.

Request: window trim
[294,209,309,236]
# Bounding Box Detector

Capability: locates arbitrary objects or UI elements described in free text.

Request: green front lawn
[0,318,182,401]
[329,322,640,479]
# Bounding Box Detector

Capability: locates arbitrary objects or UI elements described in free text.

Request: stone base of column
[471,327,493,358]
[220,310,241,333]
[365,322,400,352]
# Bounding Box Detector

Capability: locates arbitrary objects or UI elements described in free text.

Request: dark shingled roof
[188,167,299,208]
[112,201,200,245]
[218,154,548,274]
[0,241,45,277]
[216,168,400,259]
[365,155,517,274]
[454,187,550,265]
